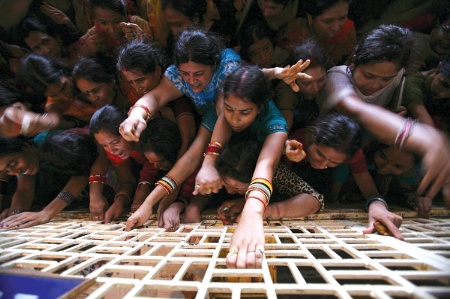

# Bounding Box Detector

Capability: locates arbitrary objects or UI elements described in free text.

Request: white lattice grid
[1,213,450,299]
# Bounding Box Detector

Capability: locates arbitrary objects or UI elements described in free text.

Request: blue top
[201,99,289,142]
[164,48,241,116]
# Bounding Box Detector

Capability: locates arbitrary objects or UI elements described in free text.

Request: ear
[155,65,163,77]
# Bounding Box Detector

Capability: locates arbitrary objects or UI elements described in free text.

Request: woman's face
[296,65,327,98]
[351,61,400,96]
[143,151,172,171]
[94,130,133,159]
[429,20,450,57]
[311,2,349,39]
[248,37,274,68]
[306,143,347,169]
[429,71,450,99]
[258,0,284,17]
[0,150,39,176]
[163,7,192,38]
[374,146,415,176]
[25,31,61,58]
[122,68,162,97]
[93,7,127,39]
[221,175,249,195]
[223,95,260,132]
[45,75,74,101]
[179,61,214,93]
[75,78,115,108]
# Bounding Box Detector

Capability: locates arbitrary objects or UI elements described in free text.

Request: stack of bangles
[245,178,273,210]
[155,175,178,195]
[204,141,222,156]
[394,118,416,149]
[89,174,106,185]
[128,104,152,122]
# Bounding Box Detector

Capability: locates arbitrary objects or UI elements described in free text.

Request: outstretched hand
[274,59,313,92]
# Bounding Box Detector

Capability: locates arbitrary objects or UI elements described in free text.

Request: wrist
[366,197,388,211]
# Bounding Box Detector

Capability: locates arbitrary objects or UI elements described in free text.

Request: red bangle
[89,175,106,184]
[128,104,151,122]
[246,196,267,211]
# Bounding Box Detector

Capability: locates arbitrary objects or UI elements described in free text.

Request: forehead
[25,31,53,45]
[224,94,256,109]
[94,129,121,142]
[249,38,272,52]
[381,147,415,165]
[356,61,400,77]
[316,2,349,19]
[178,61,211,72]
[93,7,125,20]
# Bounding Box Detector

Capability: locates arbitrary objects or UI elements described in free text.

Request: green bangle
[365,198,388,211]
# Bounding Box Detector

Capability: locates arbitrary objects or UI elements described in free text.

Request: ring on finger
[207,188,212,194]
[229,247,238,255]
[247,250,256,254]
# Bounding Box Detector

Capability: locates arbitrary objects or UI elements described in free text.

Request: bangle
[365,198,388,211]
[10,209,24,215]
[394,118,416,149]
[204,142,223,156]
[246,196,267,211]
[128,104,151,122]
[89,175,106,184]
[57,190,76,206]
[155,175,178,195]
[138,181,151,185]
[251,178,273,194]
[115,191,131,206]
[20,115,32,135]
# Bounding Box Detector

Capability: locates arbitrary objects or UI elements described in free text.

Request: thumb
[362,224,375,235]
[125,218,137,231]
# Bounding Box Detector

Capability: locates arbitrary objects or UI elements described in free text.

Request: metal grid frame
[1,208,450,299]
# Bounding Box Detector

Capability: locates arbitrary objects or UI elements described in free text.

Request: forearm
[354,172,382,200]
[45,176,88,218]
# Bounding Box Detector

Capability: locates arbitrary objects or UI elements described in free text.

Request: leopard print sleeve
[273,163,325,211]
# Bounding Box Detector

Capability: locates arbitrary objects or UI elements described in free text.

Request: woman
[126,65,289,259]
[72,55,128,110]
[116,40,197,155]
[119,28,241,141]
[238,20,289,68]
[72,0,152,60]
[318,24,414,111]
[89,104,160,222]
[0,129,98,228]
[20,53,97,127]
[275,37,329,130]
[315,25,450,240]
[214,134,323,224]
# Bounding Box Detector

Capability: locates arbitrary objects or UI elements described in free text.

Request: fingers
[226,245,265,269]
[125,218,137,231]
[119,119,145,142]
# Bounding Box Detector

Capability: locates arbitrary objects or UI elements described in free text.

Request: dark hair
[89,0,127,15]
[19,53,71,95]
[239,20,275,62]
[40,131,98,176]
[287,37,330,70]
[89,104,127,137]
[0,136,31,157]
[174,29,224,66]
[305,0,349,19]
[350,24,414,71]
[309,112,362,160]
[0,85,46,112]
[365,140,421,165]
[222,65,270,107]
[162,0,207,25]
[140,118,181,167]
[116,40,170,73]
[73,55,116,84]
[216,134,262,183]
[12,16,53,49]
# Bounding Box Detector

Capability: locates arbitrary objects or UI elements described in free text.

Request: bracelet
[155,175,178,195]
[115,190,131,206]
[20,115,32,135]
[138,181,151,185]
[365,198,388,211]
[251,178,273,194]
[394,118,416,150]
[56,190,76,206]
[10,209,24,215]
[89,175,106,184]
[245,188,270,206]
[128,104,151,122]
[246,196,267,211]
[204,142,223,156]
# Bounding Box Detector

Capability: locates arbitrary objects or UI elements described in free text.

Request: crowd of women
[1,0,450,269]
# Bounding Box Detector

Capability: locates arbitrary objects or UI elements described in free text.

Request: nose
[311,82,320,94]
